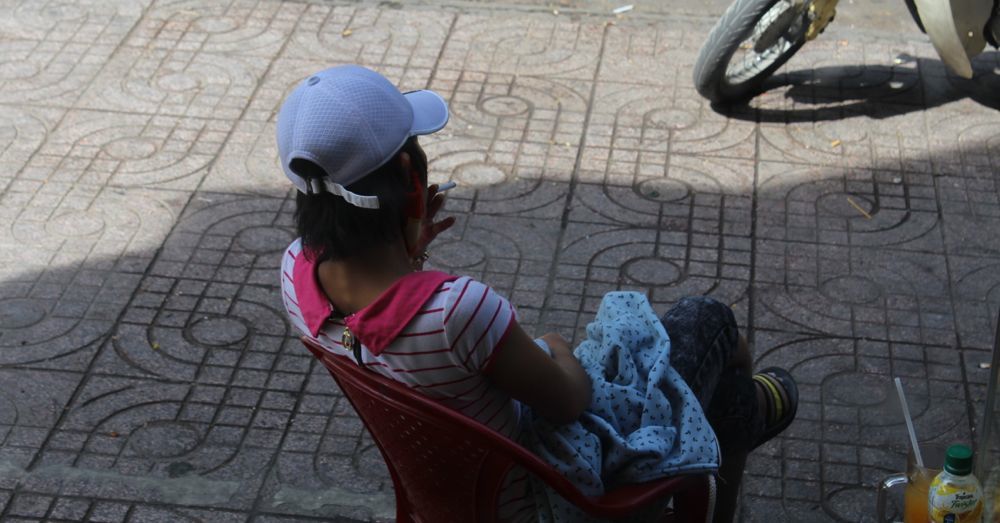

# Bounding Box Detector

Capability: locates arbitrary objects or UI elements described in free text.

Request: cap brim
[404,90,449,136]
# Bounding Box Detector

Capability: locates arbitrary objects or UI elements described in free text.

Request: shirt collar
[291,249,457,354]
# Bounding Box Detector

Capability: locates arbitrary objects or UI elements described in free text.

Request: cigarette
[437,181,457,192]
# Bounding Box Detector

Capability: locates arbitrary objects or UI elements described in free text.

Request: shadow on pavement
[713,51,1000,122]
[2,126,1000,521]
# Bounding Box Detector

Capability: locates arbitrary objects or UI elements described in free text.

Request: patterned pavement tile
[938,172,1000,219]
[3,492,55,520]
[756,162,942,251]
[399,0,923,36]
[0,0,148,41]
[754,33,929,106]
[44,497,93,521]
[428,71,591,183]
[564,151,754,329]
[548,217,753,342]
[753,42,1000,178]
[967,348,998,445]
[118,504,248,522]
[949,254,1000,350]
[129,0,301,57]
[0,369,81,480]
[17,109,232,190]
[432,168,572,220]
[597,18,711,86]
[579,126,754,189]
[74,1,302,121]
[92,192,296,381]
[925,108,1000,178]
[756,101,934,173]
[920,50,1000,113]
[77,47,267,120]
[282,4,453,72]
[754,242,955,346]
[438,13,605,79]
[0,0,147,107]
[0,182,185,367]
[69,1,292,119]
[26,375,273,510]
[584,81,757,167]
[259,367,396,521]
[201,117,288,196]
[0,105,65,180]
[751,37,940,173]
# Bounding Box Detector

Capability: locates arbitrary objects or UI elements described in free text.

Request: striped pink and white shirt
[280,239,535,521]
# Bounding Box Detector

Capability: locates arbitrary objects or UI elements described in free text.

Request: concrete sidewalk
[1,0,999,521]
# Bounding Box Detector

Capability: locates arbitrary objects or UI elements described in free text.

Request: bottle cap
[944,444,974,475]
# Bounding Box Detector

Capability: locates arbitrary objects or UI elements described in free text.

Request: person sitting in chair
[277,65,797,523]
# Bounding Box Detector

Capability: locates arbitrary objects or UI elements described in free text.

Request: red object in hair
[404,170,426,219]
[402,170,426,256]
[302,337,716,523]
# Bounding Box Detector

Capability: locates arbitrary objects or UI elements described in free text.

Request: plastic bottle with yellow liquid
[928,444,984,523]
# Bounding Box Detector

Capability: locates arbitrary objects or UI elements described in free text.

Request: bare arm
[486,322,591,424]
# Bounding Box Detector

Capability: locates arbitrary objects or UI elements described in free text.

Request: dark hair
[294,137,427,262]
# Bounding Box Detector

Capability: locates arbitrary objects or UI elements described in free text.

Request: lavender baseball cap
[276,65,449,208]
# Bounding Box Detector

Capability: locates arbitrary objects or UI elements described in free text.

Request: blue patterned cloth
[521,292,720,522]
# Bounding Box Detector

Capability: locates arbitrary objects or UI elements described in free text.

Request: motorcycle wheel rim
[724,0,808,86]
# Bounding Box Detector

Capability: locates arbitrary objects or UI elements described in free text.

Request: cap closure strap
[325,180,380,209]
[305,178,380,209]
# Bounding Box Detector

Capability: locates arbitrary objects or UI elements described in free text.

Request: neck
[316,239,413,315]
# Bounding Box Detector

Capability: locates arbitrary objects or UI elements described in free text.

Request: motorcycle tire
[693,0,811,104]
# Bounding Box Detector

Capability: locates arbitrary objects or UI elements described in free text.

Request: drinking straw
[894,377,924,468]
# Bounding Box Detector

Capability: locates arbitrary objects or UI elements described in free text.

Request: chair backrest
[301,337,711,523]
[303,337,552,522]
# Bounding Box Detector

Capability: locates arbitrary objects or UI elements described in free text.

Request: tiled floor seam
[536,19,612,330]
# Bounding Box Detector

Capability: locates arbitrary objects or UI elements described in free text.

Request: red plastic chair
[302,337,716,523]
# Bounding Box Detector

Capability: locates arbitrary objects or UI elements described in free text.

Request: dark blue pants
[663,297,764,447]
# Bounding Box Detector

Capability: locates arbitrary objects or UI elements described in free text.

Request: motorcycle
[693,0,1000,104]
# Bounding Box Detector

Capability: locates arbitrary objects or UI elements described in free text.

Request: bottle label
[928,479,984,523]
[939,491,979,511]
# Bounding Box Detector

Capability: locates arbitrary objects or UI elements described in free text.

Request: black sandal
[751,367,798,450]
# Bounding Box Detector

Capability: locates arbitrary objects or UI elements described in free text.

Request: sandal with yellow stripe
[751,367,798,450]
